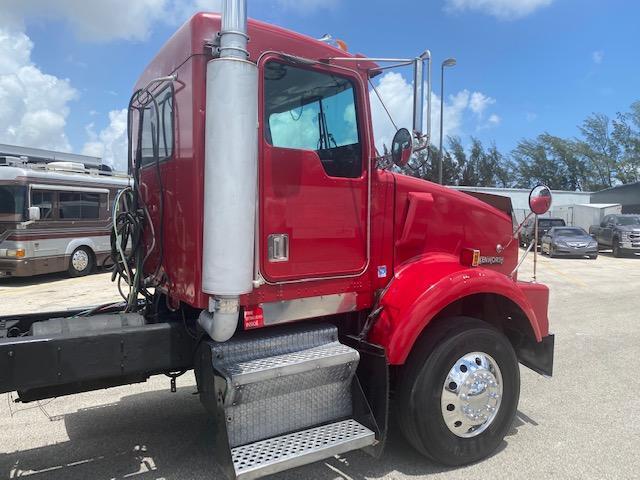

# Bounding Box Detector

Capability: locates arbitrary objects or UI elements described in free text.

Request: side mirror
[28,206,40,221]
[529,184,552,215]
[391,128,413,167]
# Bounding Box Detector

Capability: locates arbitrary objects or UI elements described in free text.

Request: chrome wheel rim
[441,351,503,438]
[72,250,89,272]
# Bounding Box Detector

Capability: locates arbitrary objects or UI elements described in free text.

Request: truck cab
[0,4,555,479]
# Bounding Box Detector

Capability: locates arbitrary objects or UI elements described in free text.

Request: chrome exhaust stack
[200,0,258,341]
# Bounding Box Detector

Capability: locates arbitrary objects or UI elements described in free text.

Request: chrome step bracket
[222,342,359,387]
[232,419,375,480]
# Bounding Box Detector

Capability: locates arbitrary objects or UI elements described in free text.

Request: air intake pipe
[412,50,431,143]
[199,0,258,341]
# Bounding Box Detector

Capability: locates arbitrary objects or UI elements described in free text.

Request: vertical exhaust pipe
[199,0,258,341]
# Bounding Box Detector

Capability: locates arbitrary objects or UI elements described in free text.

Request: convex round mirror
[529,184,552,215]
[391,128,413,167]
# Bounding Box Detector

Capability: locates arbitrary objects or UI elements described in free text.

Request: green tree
[539,134,587,190]
[512,136,569,189]
[611,101,640,184]
[574,113,620,189]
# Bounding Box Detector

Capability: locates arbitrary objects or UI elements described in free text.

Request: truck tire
[613,239,623,258]
[396,317,520,466]
[68,246,94,277]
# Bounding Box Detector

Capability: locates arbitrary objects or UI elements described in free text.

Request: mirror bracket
[510,185,553,282]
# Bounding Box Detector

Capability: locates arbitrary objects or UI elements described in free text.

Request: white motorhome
[0,148,130,277]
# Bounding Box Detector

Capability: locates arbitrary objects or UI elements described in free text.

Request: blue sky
[0,0,638,170]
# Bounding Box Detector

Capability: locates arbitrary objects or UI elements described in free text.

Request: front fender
[369,253,548,365]
[65,238,97,256]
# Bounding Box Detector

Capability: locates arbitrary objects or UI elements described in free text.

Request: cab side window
[263,61,362,178]
[140,87,174,166]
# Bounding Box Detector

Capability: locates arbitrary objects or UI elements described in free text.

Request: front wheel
[613,240,623,258]
[396,317,520,466]
[68,247,94,277]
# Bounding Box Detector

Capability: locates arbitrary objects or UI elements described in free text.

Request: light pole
[438,57,456,184]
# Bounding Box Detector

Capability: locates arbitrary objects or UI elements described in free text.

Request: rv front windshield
[0,185,26,222]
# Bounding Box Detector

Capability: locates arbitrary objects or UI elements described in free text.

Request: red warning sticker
[244,306,264,330]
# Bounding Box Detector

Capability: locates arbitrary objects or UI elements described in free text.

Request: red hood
[391,173,518,275]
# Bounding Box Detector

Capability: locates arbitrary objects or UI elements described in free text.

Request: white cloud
[469,91,495,116]
[592,49,604,64]
[0,0,171,42]
[488,113,501,125]
[369,71,499,152]
[445,0,553,19]
[0,27,76,151]
[369,72,415,151]
[274,0,340,14]
[82,109,128,171]
[0,0,333,42]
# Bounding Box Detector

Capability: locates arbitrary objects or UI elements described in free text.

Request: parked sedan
[541,227,598,259]
[520,217,566,247]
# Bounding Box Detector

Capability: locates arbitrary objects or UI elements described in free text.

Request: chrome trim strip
[261,293,358,326]
[29,183,110,194]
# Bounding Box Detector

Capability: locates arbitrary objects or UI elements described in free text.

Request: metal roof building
[590,182,640,214]
[453,185,593,222]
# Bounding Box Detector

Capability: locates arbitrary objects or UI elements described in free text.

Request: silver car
[541,227,598,259]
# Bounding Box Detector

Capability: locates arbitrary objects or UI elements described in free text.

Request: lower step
[231,419,375,480]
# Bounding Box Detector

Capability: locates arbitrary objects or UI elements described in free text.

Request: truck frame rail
[0,307,196,402]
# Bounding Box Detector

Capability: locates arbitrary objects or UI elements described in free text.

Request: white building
[453,185,593,223]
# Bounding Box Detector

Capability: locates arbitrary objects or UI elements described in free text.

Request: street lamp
[438,57,457,184]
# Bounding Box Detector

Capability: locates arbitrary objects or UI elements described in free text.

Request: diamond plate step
[231,419,375,480]
[209,324,361,448]
[221,342,359,386]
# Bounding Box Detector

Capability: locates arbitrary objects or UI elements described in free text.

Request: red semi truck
[0,2,554,478]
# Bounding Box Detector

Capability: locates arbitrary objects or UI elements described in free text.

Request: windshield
[616,216,640,226]
[539,219,565,228]
[0,185,26,222]
[554,227,587,237]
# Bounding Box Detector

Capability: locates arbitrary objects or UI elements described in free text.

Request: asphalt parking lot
[0,252,639,480]
[0,271,122,316]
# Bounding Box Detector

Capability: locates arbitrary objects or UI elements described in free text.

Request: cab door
[259,59,368,283]
[602,215,614,245]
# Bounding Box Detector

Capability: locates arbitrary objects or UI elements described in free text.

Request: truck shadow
[0,272,69,288]
[598,251,640,258]
[0,387,534,480]
[0,269,109,288]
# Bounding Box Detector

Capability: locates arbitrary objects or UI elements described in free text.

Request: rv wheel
[68,247,94,277]
[396,317,520,466]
